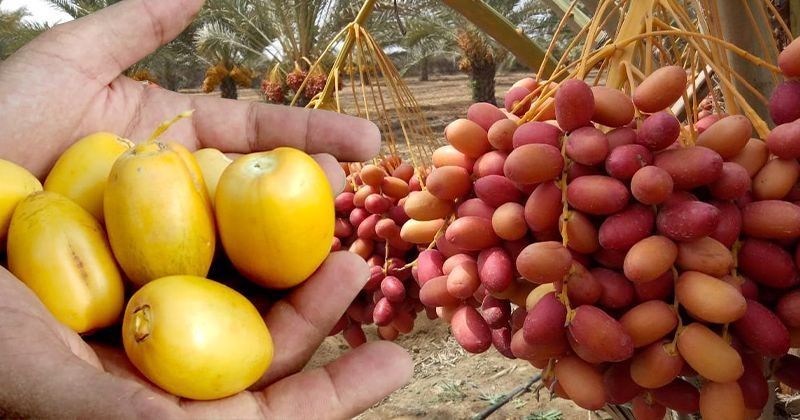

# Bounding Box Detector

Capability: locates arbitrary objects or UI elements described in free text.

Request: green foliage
[195,0,358,71]
[45,0,123,18]
[524,408,564,420]
[0,0,49,60]
[478,391,506,405]
[435,380,467,402]
[2,0,587,92]
[381,0,578,78]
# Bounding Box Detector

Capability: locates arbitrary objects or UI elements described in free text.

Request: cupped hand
[0,0,412,418]
[0,252,412,419]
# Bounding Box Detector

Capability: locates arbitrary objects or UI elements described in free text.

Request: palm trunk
[419,56,430,81]
[716,0,777,124]
[165,73,180,91]
[471,61,496,104]
[221,76,238,99]
[360,70,371,86]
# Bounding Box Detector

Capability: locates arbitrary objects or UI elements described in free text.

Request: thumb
[35,0,204,84]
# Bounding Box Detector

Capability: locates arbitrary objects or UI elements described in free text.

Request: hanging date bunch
[229,65,254,89]
[404,34,800,419]
[283,60,330,106]
[303,65,329,101]
[130,68,159,85]
[261,64,285,104]
[202,63,228,94]
[456,29,497,105]
[285,62,309,96]
[327,156,433,347]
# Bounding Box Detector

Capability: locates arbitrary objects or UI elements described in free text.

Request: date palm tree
[387,0,563,104]
[193,0,360,100]
[0,0,50,60]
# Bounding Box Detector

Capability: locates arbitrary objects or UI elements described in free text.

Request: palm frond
[43,0,85,18]
[42,0,121,18]
[0,4,49,60]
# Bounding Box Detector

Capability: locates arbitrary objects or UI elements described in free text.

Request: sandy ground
[308,318,592,420]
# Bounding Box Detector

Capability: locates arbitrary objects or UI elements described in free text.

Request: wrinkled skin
[0,0,412,418]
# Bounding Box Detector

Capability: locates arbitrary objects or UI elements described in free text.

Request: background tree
[194,0,361,100]
[0,1,49,60]
[386,0,557,104]
[392,4,458,82]
[2,0,581,99]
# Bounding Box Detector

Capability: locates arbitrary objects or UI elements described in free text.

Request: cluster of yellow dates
[0,111,335,400]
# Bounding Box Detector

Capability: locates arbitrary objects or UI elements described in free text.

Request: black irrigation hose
[472,373,543,420]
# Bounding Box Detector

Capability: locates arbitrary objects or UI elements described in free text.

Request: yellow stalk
[354,26,372,121]
[682,54,699,146]
[588,0,624,85]
[360,25,438,168]
[691,45,770,136]
[608,30,780,73]
[358,29,399,164]
[289,24,350,107]
[346,51,360,116]
[703,65,721,113]
[547,16,595,82]
[145,110,194,144]
[644,3,654,75]
[621,60,641,98]
[575,0,610,77]
[537,0,583,81]
[591,56,611,87]
[312,0,376,108]
[605,0,656,88]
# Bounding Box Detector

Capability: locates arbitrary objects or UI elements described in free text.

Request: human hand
[0,0,412,418]
[0,253,412,419]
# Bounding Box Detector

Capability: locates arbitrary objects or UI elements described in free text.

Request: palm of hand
[0,0,411,418]
[1,254,410,419]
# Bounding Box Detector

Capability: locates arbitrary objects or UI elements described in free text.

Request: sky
[1,0,74,25]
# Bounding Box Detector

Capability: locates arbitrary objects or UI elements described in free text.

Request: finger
[312,153,346,196]
[257,342,412,419]
[36,0,204,84]
[182,342,412,419]
[190,97,381,162]
[253,251,369,389]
